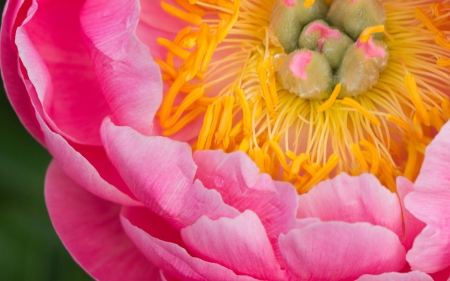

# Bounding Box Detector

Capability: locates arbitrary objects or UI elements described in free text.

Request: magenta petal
[181,210,286,280]
[356,271,433,281]
[396,177,425,251]
[16,0,110,145]
[297,173,402,238]
[415,122,450,192]
[279,222,406,280]
[121,210,258,281]
[1,0,44,144]
[405,191,450,273]
[80,0,162,137]
[45,161,161,281]
[37,114,139,206]
[101,118,238,229]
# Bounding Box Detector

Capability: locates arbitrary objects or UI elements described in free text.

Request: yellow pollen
[156,0,450,194]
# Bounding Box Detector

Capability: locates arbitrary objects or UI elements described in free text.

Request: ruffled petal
[121,208,258,281]
[297,173,402,238]
[1,0,44,144]
[396,177,425,251]
[181,210,286,280]
[101,118,238,229]
[45,161,161,281]
[415,121,450,192]
[16,0,110,145]
[37,114,139,206]
[193,150,298,240]
[406,190,450,273]
[356,271,433,281]
[80,0,163,136]
[279,222,406,281]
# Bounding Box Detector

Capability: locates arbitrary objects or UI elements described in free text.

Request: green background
[0,1,91,280]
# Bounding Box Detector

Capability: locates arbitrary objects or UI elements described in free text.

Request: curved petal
[356,271,433,281]
[37,114,139,206]
[101,118,238,229]
[16,0,110,145]
[1,0,44,144]
[405,190,450,273]
[80,0,163,136]
[45,161,161,281]
[279,222,406,281]
[296,173,402,238]
[193,150,298,240]
[415,121,450,192]
[181,210,286,280]
[121,209,258,281]
[396,177,425,251]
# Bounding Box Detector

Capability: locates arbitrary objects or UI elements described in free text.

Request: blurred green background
[0,1,91,280]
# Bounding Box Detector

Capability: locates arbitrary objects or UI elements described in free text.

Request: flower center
[155,0,450,193]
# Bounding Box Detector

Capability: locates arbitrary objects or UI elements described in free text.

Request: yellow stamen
[157,38,191,60]
[359,25,385,43]
[159,71,190,127]
[161,1,202,25]
[360,139,379,175]
[317,84,341,113]
[350,144,369,172]
[405,73,430,126]
[386,114,411,133]
[163,106,206,136]
[341,98,380,126]
[429,106,444,131]
[165,87,206,128]
[304,0,315,8]
[437,57,450,67]
[301,154,339,192]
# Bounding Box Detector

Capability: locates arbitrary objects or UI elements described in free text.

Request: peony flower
[2,0,450,279]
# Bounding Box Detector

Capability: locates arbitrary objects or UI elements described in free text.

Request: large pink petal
[193,150,298,240]
[356,271,433,281]
[415,121,450,192]
[37,114,139,206]
[396,177,425,251]
[279,222,406,281]
[181,210,286,280]
[1,0,44,144]
[405,190,450,273]
[296,173,403,238]
[45,161,161,281]
[16,0,110,145]
[80,0,162,137]
[121,208,258,281]
[101,118,238,229]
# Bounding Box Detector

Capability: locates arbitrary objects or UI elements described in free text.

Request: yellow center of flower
[156,0,450,193]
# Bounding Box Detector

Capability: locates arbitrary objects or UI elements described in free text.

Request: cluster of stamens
[155,0,450,193]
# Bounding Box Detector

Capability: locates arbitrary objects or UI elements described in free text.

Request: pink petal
[80,0,163,136]
[37,114,139,206]
[181,210,286,280]
[405,190,450,273]
[45,161,161,281]
[297,173,403,238]
[193,150,298,238]
[16,0,110,145]
[1,0,44,144]
[121,208,258,281]
[279,222,406,280]
[356,271,433,281]
[415,121,450,192]
[101,118,238,229]
[430,266,450,281]
[396,177,425,251]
